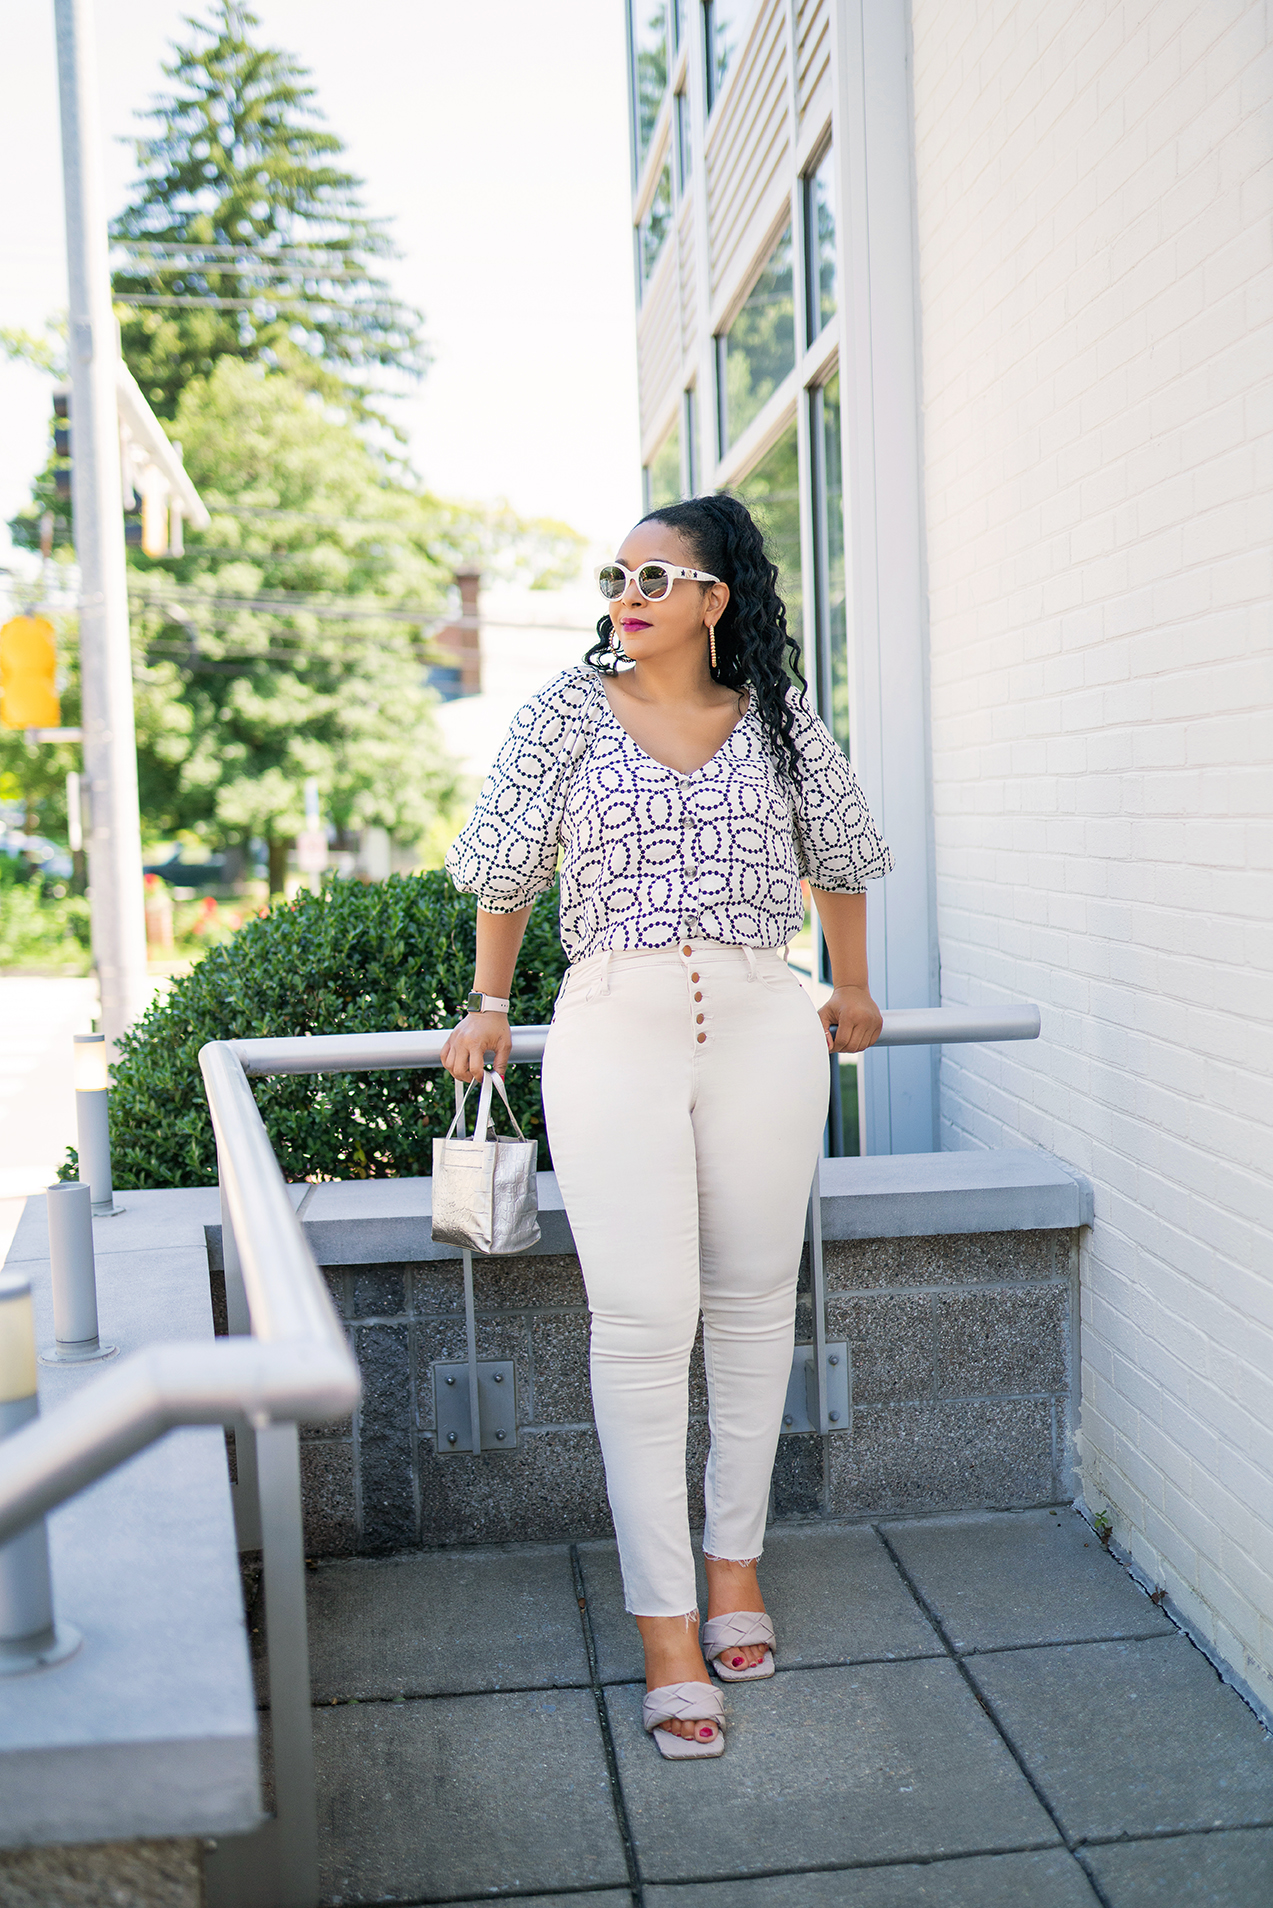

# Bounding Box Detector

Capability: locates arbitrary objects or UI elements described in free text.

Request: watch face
[467,991,482,1013]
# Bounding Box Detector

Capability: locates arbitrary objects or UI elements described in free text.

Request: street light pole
[53,0,148,1053]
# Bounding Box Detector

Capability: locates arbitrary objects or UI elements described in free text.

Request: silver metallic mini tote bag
[431,1070,540,1256]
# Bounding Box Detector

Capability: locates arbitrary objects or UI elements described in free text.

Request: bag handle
[445,1069,528,1143]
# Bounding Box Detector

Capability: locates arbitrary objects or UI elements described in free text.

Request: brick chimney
[430,569,482,698]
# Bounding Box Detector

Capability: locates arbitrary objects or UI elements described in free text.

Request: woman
[442,493,891,1760]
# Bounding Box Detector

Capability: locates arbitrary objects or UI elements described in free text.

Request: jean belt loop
[594,950,613,1000]
[743,946,758,982]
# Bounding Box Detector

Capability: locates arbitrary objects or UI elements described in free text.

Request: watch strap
[467,991,510,1015]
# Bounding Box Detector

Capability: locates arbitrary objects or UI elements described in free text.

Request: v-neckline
[598,679,752,779]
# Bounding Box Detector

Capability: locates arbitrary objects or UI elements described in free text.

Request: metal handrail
[226,1003,1041,1077]
[0,997,1040,1906]
[0,1000,1040,1546]
[0,1041,357,1549]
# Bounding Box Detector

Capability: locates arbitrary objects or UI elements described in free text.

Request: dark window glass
[631,2,669,173]
[732,416,802,669]
[639,160,674,289]
[811,372,847,754]
[804,146,837,343]
[671,0,684,48]
[717,223,795,452]
[704,0,753,112]
[647,417,681,507]
[674,89,693,195]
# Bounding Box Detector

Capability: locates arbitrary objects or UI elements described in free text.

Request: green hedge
[80,873,567,1189]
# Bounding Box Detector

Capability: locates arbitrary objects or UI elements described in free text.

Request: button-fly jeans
[541,942,829,1616]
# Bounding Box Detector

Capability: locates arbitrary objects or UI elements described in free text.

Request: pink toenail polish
[699,1727,713,1739]
[732,1655,744,1666]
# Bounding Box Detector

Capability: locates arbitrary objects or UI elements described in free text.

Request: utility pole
[53,0,148,1052]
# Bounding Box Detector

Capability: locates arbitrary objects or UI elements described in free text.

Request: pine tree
[111,1,426,427]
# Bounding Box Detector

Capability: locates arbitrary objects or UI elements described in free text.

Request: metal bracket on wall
[781,1342,850,1435]
[431,1243,518,1454]
[432,1359,518,1453]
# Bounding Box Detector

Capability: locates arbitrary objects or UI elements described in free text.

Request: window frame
[682,385,698,496]
[628,0,672,181]
[674,87,693,197]
[802,141,837,349]
[714,217,797,458]
[637,152,675,298]
[808,368,843,738]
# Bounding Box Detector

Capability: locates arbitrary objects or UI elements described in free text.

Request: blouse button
[696,1013,704,1025]
[696,1032,706,1044]
[685,863,698,878]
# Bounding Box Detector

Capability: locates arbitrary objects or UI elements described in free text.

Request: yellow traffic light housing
[0,616,60,729]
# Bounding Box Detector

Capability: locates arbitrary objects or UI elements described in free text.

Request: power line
[131,596,595,635]
[200,504,430,529]
[129,586,437,621]
[113,293,406,319]
[114,239,384,266]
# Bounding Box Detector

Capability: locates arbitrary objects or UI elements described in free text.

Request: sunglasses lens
[637,564,672,599]
[598,566,625,599]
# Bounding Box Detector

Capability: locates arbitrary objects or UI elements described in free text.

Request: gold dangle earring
[708,623,717,672]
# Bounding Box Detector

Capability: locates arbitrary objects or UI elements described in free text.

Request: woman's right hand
[440,1012,513,1083]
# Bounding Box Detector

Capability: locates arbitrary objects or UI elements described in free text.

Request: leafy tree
[127,356,461,888]
[2,7,587,866]
[110,0,425,430]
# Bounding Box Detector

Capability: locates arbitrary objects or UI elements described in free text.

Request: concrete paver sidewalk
[284,1507,1273,1905]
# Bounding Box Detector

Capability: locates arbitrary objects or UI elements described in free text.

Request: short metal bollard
[42,1180,116,1365]
[73,1032,121,1217]
[0,1274,80,1675]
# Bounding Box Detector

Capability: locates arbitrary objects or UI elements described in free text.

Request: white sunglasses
[598,560,720,602]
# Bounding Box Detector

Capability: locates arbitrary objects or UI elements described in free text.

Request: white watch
[466,991,510,1015]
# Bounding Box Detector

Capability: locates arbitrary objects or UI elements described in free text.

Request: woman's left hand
[820,983,883,1054]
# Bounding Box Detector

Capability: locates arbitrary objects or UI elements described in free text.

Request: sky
[0,0,643,563]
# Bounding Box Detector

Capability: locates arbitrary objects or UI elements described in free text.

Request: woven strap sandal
[702,1610,776,1682]
[642,1680,726,1760]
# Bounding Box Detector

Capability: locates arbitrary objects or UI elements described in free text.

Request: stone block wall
[293,1228,1079,1556]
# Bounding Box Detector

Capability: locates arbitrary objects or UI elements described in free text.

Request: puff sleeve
[444,668,600,913]
[786,693,893,891]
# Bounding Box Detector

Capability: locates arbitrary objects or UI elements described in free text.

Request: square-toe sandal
[702,1611,776,1681]
[642,1681,726,1760]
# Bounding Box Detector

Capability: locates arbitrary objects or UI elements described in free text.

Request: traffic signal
[0,615,60,729]
[53,391,71,503]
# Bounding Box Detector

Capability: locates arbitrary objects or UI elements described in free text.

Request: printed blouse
[444,666,892,962]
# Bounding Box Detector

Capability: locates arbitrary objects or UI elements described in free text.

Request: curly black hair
[584,492,806,778]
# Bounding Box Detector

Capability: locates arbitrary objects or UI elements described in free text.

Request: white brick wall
[910,0,1273,1712]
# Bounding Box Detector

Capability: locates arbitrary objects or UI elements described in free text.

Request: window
[674,89,693,196]
[716,223,795,453]
[639,160,674,290]
[670,0,684,49]
[683,386,697,495]
[804,146,838,343]
[732,417,802,667]
[631,1,669,173]
[810,373,847,753]
[704,0,754,113]
[646,417,682,508]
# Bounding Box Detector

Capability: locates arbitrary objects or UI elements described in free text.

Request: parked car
[142,852,229,891]
[0,831,74,882]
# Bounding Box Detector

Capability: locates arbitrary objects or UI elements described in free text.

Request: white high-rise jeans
[541,941,828,1616]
